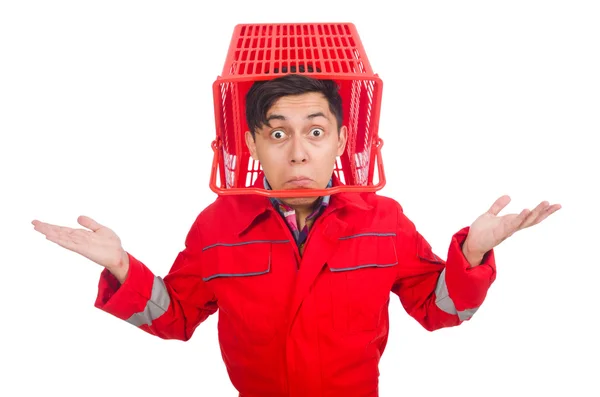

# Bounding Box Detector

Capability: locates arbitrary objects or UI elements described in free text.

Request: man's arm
[95,217,217,341]
[391,205,496,331]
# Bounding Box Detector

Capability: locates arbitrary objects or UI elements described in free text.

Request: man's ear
[336,125,348,157]
[245,130,258,160]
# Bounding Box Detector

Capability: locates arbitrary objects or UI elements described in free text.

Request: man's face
[245,92,347,208]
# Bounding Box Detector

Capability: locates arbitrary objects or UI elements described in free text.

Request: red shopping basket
[210,22,386,197]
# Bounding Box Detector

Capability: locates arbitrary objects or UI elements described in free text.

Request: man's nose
[289,136,308,164]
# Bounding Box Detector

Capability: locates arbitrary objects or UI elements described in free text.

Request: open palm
[32,215,126,270]
[464,195,562,257]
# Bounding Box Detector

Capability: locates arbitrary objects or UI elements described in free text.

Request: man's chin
[280,196,319,208]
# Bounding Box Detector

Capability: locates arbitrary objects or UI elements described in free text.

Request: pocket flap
[201,240,272,281]
[328,232,398,272]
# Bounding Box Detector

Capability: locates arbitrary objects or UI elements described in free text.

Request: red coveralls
[95,175,496,397]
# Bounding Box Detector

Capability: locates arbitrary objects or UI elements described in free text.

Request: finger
[527,203,562,227]
[32,219,48,232]
[32,220,68,239]
[520,201,550,229]
[46,226,91,253]
[32,219,46,233]
[504,208,531,237]
[78,215,103,232]
[548,203,562,214]
[488,195,511,216]
[33,220,85,244]
[45,231,80,252]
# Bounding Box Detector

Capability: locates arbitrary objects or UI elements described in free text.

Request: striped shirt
[264,177,332,251]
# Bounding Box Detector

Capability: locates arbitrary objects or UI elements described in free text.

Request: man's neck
[281,197,322,227]
[294,206,313,229]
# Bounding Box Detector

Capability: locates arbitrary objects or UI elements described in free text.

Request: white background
[2,1,598,396]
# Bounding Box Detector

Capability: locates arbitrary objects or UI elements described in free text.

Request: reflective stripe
[330,262,398,272]
[126,277,170,327]
[434,269,455,313]
[458,307,479,321]
[202,240,289,251]
[435,268,479,321]
[203,262,271,282]
[339,232,396,240]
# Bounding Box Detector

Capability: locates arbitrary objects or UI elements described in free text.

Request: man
[32,74,560,397]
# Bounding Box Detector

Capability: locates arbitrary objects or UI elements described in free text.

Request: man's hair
[245,74,343,138]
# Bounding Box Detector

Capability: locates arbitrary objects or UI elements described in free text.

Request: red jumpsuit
[95,175,496,397]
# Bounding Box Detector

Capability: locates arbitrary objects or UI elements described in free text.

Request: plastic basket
[210,22,386,197]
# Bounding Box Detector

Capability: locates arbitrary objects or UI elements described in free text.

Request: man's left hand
[462,195,561,267]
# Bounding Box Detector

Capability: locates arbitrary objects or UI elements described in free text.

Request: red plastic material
[210,23,385,197]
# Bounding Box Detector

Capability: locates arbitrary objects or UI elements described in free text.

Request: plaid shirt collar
[264,176,332,248]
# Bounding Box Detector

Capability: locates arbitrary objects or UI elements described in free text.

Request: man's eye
[311,128,324,137]
[271,130,286,140]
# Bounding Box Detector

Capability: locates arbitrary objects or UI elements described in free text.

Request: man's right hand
[32,216,130,283]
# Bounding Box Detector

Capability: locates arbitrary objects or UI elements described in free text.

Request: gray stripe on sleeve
[434,268,479,321]
[126,277,171,327]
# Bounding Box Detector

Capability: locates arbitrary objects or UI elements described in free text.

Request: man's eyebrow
[266,114,286,123]
[265,112,329,125]
[307,112,328,120]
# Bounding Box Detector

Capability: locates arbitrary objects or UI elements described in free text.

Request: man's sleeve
[391,204,496,331]
[94,217,217,341]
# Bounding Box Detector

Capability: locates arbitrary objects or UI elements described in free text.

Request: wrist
[108,250,130,284]
[462,244,485,268]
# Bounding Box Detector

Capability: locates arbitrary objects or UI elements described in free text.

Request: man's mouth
[285,177,313,187]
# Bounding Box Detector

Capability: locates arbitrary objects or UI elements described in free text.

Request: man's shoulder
[369,192,403,210]
[346,191,404,213]
[333,191,401,225]
[193,194,247,221]
[196,195,236,217]
[341,191,415,230]
[191,193,268,234]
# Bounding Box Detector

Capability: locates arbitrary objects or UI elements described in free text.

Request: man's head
[244,74,348,209]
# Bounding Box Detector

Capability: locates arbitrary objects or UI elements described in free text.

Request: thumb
[487,195,511,216]
[78,215,103,232]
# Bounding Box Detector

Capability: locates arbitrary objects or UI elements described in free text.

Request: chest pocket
[327,232,399,333]
[200,240,288,346]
